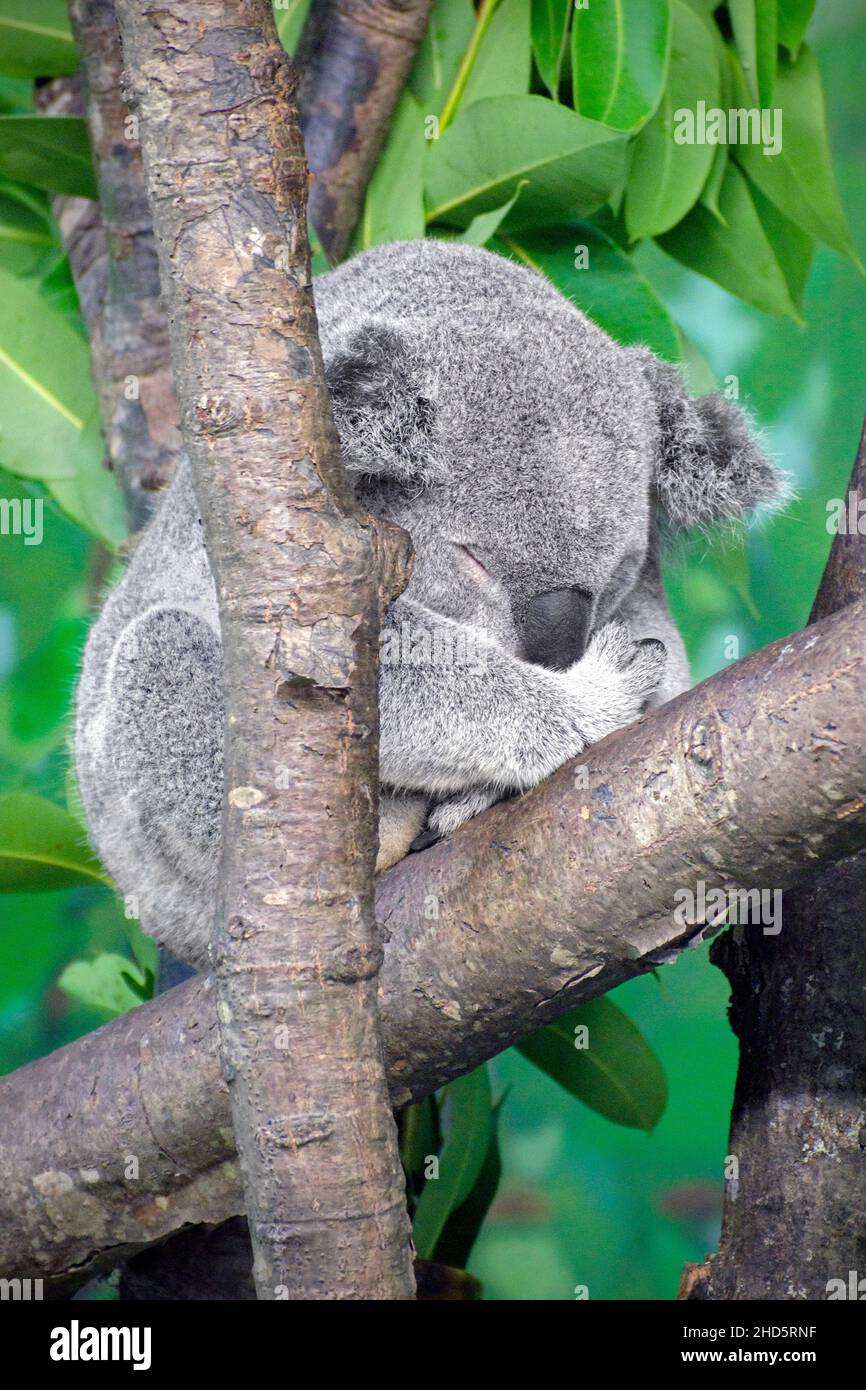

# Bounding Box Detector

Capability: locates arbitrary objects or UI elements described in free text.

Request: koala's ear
[634,349,791,528]
[324,322,439,484]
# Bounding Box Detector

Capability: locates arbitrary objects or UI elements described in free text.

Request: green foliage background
[0,0,864,1299]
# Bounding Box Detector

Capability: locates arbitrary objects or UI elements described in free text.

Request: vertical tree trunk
[686,421,866,1300]
[113,0,415,1299]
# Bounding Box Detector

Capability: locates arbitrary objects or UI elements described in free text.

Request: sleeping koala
[75,239,786,967]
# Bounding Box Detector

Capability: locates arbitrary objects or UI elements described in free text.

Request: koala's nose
[523,587,593,670]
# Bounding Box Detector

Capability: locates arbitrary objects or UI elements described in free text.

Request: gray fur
[75,239,787,966]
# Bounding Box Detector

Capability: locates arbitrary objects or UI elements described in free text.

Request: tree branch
[296,0,434,260]
[111,0,414,1300]
[4,597,866,1291]
[682,420,866,1300]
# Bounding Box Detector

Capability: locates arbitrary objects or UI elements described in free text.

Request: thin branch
[297,0,434,260]
[112,0,415,1300]
[4,596,866,1289]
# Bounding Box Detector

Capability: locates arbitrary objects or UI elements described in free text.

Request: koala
[75,239,787,967]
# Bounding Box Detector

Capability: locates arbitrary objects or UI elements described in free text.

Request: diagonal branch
[111,0,415,1300]
[3,596,866,1290]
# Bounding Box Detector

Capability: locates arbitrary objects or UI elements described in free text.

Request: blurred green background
[1,0,864,1300]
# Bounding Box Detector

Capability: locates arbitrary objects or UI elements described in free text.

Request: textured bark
[690,421,866,1301]
[4,599,866,1290]
[112,0,415,1300]
[296,0,434,260]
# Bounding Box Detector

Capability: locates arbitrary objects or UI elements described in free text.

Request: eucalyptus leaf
[531,0,570,98]
[657,161,802,321]
[572,0,671,132]
[0,265,97,481]
[47,411,128,548]
[0,185,55,272]
[0,115,96,199]
[459,180,527,245]
[0,792,110,892]
[426,94,628,229]
[776,0,815,58]
[433,1094,506,1269]
[0,0,77,79]
[358,90,426,249]
[413,1066,493,1259]
[495,223,681,361]
[731,45,862,267]
[273,0,311,56]
[59,953,150,1016]
[463,0,531,107]
[624,0,720,239]
[409,0,476,113]
[517,997,667,1131]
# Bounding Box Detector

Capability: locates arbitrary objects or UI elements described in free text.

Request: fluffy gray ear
[635,349,791,528]
[324,322,439,483]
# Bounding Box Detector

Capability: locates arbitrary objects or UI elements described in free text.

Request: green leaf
[462,0,531,107]
[572,0,671,132]
[0,115,96,199]
[273,0,311,57]
[458,180,527,245]
[413,1066,493,1259]
[699,12,734,222]
[0,0,77,79]
[495,223,680,361]
[624,0,720,239]
[731,45,862,268]
[47,411,128,548]
[728,0,778,107]
[0,183,56,273]
[433,1093,506,1269]
[531,0,570,98]
[517,997,667,1131]
[409,0,476,112]
[657,161,802,321]
[357,90,426,249]
[58,953,149,1017]
[0,792,110,891]
[776,0,815,58]
[0,265,97,481]
[425,94,628,229]
[747,175,815,310]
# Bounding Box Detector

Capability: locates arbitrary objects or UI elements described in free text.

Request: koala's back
[75,461,223,965]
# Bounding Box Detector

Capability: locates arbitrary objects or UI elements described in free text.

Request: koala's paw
[568,621,667,741]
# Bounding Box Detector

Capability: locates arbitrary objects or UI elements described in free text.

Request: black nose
[523,587,593,670]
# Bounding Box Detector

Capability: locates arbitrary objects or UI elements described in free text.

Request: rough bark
[112,0,415,1300]
[4,598,866,1291]
[296,0,434,260]
[687,421,866,1301]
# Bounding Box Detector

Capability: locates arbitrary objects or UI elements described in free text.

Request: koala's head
[315,241,789,668]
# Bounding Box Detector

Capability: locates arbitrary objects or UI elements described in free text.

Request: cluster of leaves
[353,0,859,339]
